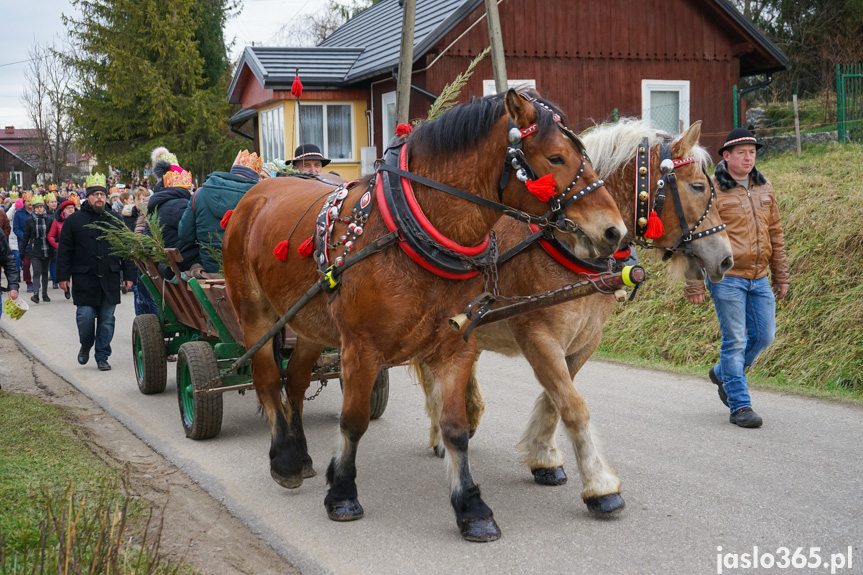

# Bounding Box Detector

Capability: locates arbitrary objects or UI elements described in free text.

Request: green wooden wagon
[131,249,389,440]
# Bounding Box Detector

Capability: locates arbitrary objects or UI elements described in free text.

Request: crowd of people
[0,145,325,370]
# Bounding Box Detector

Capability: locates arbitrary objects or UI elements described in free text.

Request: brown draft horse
[418,118,733,515]
[221,90,627,541]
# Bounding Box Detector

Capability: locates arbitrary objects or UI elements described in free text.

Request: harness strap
[377,162,549,227]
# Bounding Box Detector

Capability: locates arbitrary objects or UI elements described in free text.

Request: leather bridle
[634,137,726,259]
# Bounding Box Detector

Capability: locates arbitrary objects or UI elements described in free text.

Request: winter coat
[47,207,69,250]
[0,208,9,240]
[55,200,136,307]
[177,171,257,273]
[0,231,19,309]
[5,206,17,251]
[133,196,150,235]
[147,185,200,271]
[120,203,137,232]
[13,208,32,253]
[22,211,55,259]
[711,160,790,284]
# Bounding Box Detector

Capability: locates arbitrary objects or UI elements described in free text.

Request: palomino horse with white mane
[418,118,733,514]
[221,90,626,541]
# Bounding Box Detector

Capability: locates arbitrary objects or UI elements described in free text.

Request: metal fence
[837,63,863,143]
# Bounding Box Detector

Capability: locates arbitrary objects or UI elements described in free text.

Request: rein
[633,137,726,259]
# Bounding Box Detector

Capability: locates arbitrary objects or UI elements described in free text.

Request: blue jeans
[11,249,20,272]
[76,303,117,362]
[706,276,776,413]
[133,277,159,316]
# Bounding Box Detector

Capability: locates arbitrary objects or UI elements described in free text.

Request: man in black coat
[56,175,135,371]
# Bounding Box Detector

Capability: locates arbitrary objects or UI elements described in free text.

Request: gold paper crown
[85,173,107,188]
[48,184,58,191]
[44,192,57,204]
[69,191,79,200]
[164,168,192,188]
[32,194,45,206]
[233,150,263,174]
[22,191,33,201]
[9,191,18,199]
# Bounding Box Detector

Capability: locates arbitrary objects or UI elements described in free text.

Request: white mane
[580,117,712,181]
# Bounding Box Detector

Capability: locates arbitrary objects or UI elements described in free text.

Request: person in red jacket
[48,200,76,299]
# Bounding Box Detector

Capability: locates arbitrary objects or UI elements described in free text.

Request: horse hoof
[270,469,304,489]
[302,463,317,478]
[532,466,567,486]
[433,445,446,458]
[459,517,501,542]
[326,498,364,522]
[584,493,625,515]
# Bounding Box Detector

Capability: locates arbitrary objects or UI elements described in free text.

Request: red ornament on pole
[291,70,303,99]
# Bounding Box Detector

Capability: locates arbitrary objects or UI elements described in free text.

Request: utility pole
[485,0,508,93]
[396,0,416,125]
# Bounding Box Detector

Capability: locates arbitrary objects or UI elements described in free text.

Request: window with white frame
[482,79,536,97]
[641,80,690,136]
[381,91,397,144]
[9,171,23,187]
[299,103,354,161]
[260,105,285,162]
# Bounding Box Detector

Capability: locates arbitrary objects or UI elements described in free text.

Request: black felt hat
[719,128,763,155]
[289,144,330,167]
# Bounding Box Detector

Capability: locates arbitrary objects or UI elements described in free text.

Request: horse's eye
[689,183,706,193]
[548,156,565,165]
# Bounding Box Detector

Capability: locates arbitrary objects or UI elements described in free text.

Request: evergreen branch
[425,47,491,122]
[85,213,168,264]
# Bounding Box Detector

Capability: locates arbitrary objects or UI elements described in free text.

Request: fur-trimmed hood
[714,159,767,191]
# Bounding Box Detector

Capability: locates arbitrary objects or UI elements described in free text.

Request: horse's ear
[676,120,702,155]
[504,89,536,128]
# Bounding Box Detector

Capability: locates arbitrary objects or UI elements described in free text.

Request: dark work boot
[42,293,51,302]
[78,346,90,365]
[708,367,729,407]
[729,407,763,428]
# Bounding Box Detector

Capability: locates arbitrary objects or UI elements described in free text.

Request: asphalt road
[2,292,861,575]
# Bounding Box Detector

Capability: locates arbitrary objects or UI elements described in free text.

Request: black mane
[408,92,567,158]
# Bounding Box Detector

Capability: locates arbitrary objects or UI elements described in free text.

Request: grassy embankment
[0,391,195,574]
[597,143,863,401]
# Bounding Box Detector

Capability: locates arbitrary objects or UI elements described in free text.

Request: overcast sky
[0,0,317,130]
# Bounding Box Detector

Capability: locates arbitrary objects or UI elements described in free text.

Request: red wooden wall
[414,0,754,156]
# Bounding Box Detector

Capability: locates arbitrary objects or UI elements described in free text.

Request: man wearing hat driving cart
[684,128,790,429]
[288,144,330,174]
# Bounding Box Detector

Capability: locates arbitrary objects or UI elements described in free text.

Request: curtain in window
[300,105,324,151]
[327,105,351,159]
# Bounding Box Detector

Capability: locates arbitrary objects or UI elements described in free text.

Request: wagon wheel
[176,342,223,440]
[132,314,167,395]
[338,370,390,420]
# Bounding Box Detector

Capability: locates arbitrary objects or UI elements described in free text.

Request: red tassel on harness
[291,74,303,99]
[644,210,664,239]
[297,236,314,257]
[273,239,290,261]
[395,123,412,137]
[525,174,557,202]
[220,209,233,229]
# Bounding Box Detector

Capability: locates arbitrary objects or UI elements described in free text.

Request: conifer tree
[63,0,240,179]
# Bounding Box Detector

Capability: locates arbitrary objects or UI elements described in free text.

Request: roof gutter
[392,68,438,102]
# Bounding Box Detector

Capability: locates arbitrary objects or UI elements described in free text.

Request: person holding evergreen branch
[56,173,136,371]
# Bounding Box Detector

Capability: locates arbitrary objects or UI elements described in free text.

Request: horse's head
[502,90,626,258]
[648,121,733,283]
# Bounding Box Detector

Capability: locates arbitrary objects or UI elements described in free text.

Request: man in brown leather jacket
[685,128,790,428]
